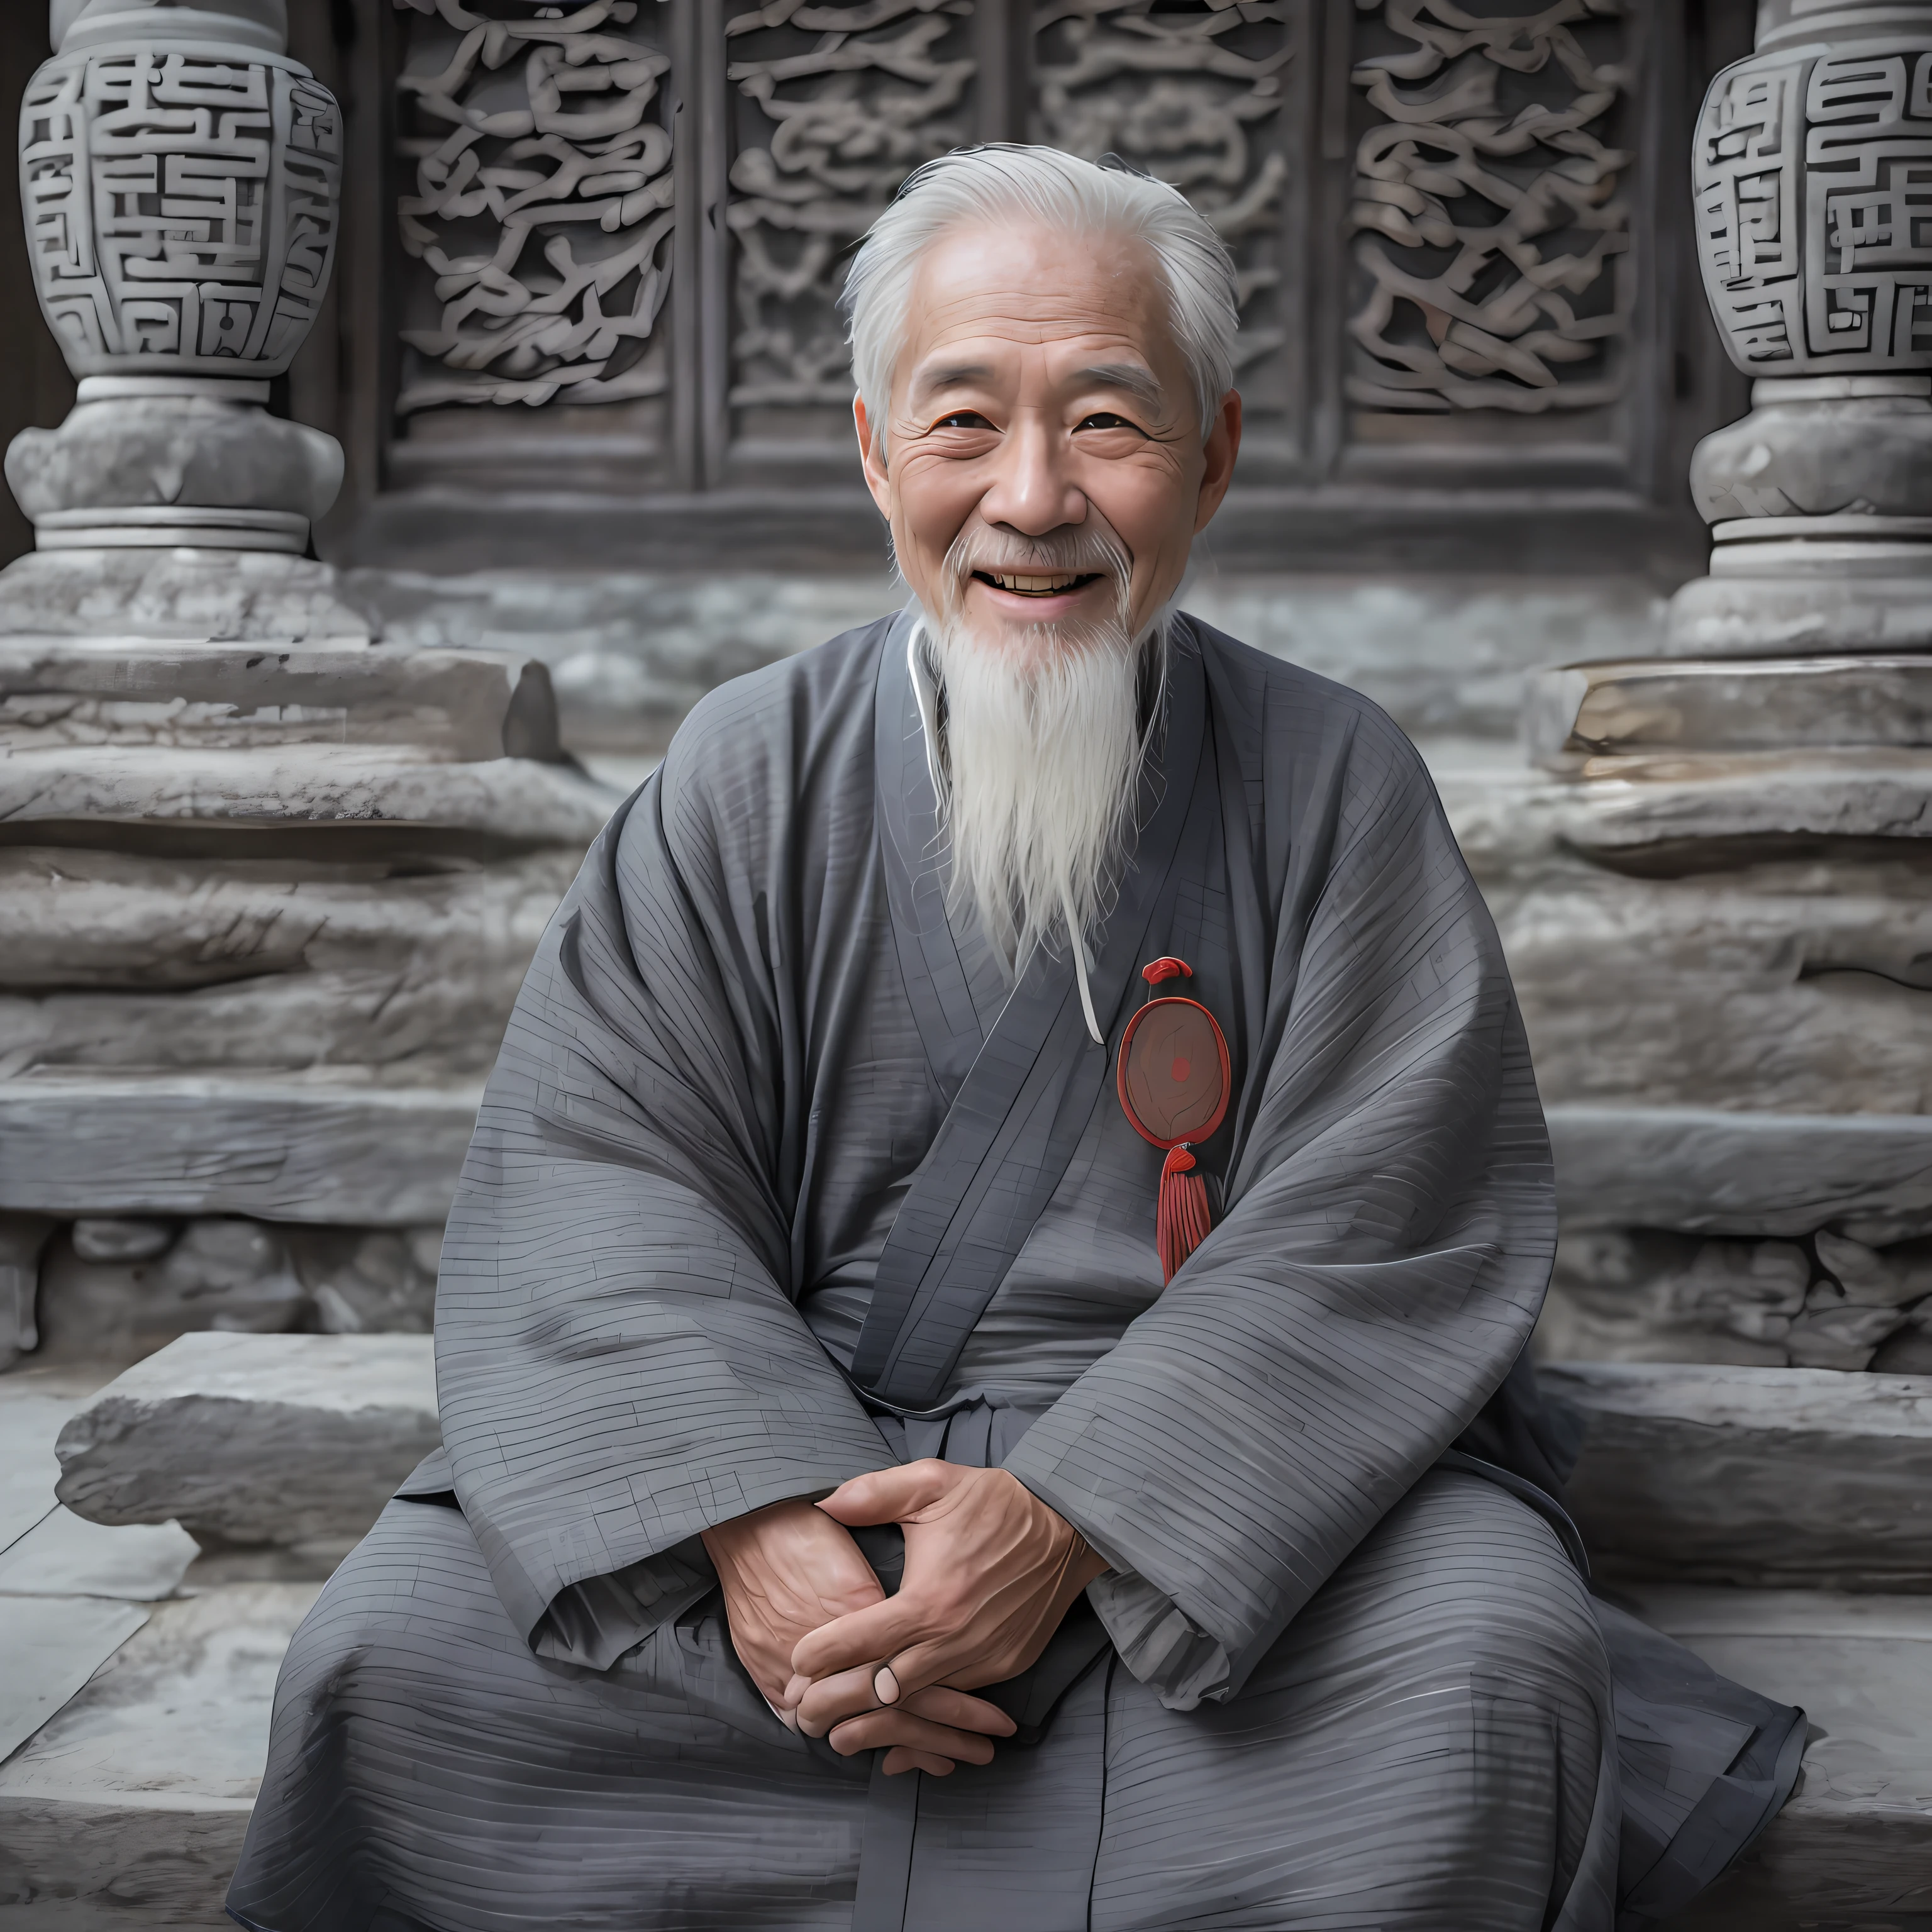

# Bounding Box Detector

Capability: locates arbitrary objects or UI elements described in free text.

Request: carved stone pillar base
[8,379,343,556]
[1669,379,1932,655]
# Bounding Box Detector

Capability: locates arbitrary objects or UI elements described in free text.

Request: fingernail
[782,1675,808,1708]
[874,1665,899,1704]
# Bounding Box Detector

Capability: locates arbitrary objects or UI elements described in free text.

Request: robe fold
[228,612,1800,1932]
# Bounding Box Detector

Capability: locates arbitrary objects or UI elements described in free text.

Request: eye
[934,410,994,430]
[1078,412,1143,433]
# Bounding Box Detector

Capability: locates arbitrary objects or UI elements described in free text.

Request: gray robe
[228,613,1801,1932]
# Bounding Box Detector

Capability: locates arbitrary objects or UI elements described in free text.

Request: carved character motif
[1032,0,1292,394]
[1696,44,1932,372]
[1347,0,1632,413]
[724,0,977,411]
[21,43,341,377]
[392,0,674,411]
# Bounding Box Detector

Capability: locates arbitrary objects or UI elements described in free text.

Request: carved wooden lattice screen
[359,0,1732,572]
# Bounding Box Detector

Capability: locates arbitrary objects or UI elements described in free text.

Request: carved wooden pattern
[722,0,979,414]
[1696,43,1932,373]
[391,0,674,412]
[21,42,340,376]
[1346,0,1633,414]
[1031,0,1292,397]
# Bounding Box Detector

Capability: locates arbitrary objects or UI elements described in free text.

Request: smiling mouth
[973,570,1101,597]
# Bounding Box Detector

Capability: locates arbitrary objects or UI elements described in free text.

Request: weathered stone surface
[55,1332,438,1546]
[1668,564,1932,660]
[1535,1231,1811,1366]
[1547,755,1932,850]
[0,744,613,844]
[0,1597,150,1769]
[34,1220,308,1364]
[7,391,343,527]
[0,1508,198,1601]
[1528,655,1932,769]
[1544,1107,1932,1238]
[1545,1362,1932,1589]
[1504,882,1932,1117]
[1816,1231,1932,1307]
[0,847,578,1074]
[0,1074,482,1224]
[1630,1589,1932,1931]
[0,1371,99,1552]
[0,640,564,762]
[68,1221,171,1265]
[0,1582,321,1929]
[0,549,372,645]
[1,1214,55,1370]
[287,1226,440,1334]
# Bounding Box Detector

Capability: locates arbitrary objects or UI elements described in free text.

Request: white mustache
[941,525,1134,630]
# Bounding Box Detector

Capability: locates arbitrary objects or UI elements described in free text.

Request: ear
[855,395,892,518]
[1192,390,1242,533]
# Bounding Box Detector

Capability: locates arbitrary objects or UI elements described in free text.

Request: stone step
[55,1332,438,1550]
[1544,1106,1932,1239]
[1544,1362,1932,1590]
[0,1074,482,1224]
[1624,1587,1932,1931]
[0,1582,321,1930]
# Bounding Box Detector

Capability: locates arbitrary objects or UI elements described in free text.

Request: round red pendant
[1117,996,1230,1150]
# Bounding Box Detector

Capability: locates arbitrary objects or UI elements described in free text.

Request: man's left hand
[786,1462,1108,1745]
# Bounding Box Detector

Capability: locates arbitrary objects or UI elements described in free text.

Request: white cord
[1060,881,1103,1046]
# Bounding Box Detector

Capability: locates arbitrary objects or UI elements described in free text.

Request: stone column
[0,0,613,1371]
[1503,0,1932,1374]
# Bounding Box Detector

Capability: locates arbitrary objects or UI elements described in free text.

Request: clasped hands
[701,1460,1106,1776]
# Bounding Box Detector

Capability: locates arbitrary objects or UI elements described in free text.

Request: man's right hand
[701,1496,1016,1775]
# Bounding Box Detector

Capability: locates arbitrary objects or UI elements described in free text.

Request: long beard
[923,528,1165,975]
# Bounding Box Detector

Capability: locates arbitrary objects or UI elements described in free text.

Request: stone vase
[8,0,345,561]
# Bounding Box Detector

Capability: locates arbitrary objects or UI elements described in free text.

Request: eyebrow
[1077,363,1165,413]
[909,362,992,406]
[907,359,1170,414]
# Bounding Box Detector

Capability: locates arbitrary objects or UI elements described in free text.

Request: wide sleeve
[1002,706,1556,1709]
[435,760,891,1663]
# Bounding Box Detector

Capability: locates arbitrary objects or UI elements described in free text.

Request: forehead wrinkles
[899,225,1175,368]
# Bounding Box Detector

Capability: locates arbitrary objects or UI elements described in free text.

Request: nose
[977,410,1087,537]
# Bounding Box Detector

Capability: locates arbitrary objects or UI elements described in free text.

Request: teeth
[986,572,1087,594]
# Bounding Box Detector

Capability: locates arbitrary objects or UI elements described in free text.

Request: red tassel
[1155,1144,1213,1284]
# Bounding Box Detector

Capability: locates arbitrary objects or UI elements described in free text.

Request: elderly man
[229,147,1797,1932]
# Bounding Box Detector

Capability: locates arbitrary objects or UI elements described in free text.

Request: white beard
[922,551,1165,976]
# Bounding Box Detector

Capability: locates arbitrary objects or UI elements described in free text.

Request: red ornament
[1116,958,1230,1282]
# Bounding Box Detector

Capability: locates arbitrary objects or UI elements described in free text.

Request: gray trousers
[227,1469,1618,1932]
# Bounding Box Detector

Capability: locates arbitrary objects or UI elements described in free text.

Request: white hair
[841,143,1239,456]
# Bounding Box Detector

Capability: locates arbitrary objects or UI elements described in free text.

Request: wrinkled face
[855,219,1241,653]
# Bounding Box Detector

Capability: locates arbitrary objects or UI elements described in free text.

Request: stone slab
[0,1390,86,1555]
[1545,1106,1932,1237]
[56,1333,438,1546]
[0,640,562,762]
[1545,1362,1932,1590]
[1548,756,1932,850]
[0,1510,198,1601]
[0,1583,321,1929]
[1496,863,1932,1121]
[0,745,613,845]
[0,1597,149,1767]
[0,1074,483,1224]
[1525,657,1932,766]
[1628,1588,1932,1930]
